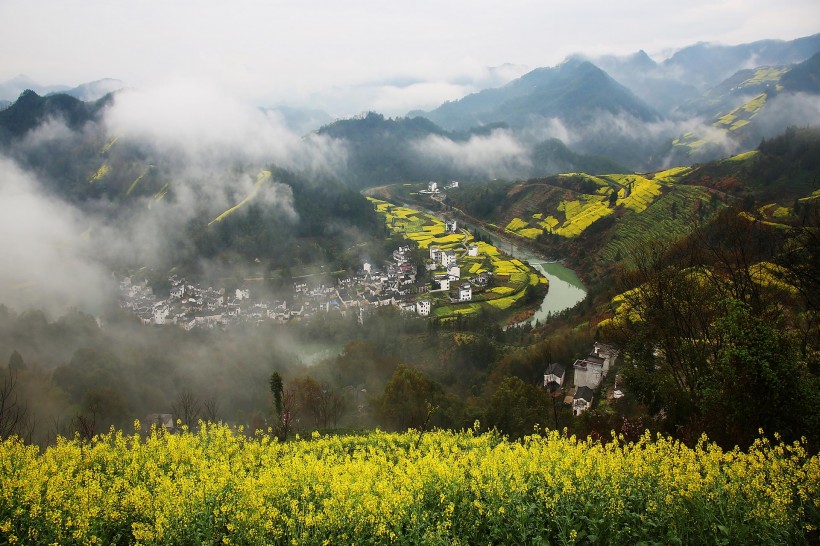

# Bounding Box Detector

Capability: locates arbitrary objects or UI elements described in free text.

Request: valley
[0,21,819,544]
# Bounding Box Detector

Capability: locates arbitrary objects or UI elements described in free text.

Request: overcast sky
[1,0,818,115]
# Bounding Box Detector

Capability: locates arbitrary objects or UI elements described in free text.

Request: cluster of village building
[119,230,492,330]
[543,342,621,417]
[419,180,459,194]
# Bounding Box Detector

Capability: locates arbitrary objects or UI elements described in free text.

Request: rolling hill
[669,53,820,163]
[426,127,820,274]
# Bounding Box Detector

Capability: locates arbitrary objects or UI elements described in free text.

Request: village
[118,218,498,330]
[121,191,550,330]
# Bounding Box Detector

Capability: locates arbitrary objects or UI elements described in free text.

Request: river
[390,199,588,325]
[477,231,587,326]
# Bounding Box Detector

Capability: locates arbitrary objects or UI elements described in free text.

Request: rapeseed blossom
[0,425,817,544]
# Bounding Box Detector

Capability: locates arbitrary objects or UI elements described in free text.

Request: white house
[416,299,431,316]
[592,342,619,373]
[399,301,417,314]
[543,363,566,390]
[170,284,184,300]
[434,275,450,291]
[573,386,594,416]
[235,288,250,301]
[447,265,460,280]
[573,355,606,390]
[427,181,438,193]
[429,246,442,262]
[363,262,372,274]
[467,244,479,257]
[152,305,170,325]
[442,250,457,268]
[445,219,458,233]
[458,283,472,302]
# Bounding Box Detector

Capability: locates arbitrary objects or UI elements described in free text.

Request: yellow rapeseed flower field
[1,425,817,545]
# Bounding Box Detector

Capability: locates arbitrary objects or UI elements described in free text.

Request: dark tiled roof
[545,362,566,376]
[574,386,594,402]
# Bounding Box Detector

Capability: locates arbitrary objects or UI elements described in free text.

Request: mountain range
[0,75,125,104]
[1,33,818,194]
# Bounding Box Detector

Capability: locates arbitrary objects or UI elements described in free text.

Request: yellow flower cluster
[1,426,816,544]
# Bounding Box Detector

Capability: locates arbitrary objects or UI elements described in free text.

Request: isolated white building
[445,219,458,233]
[428,181,438,193]
[544,363,566,390]
[458,283,472,302]
[467,244,479,257]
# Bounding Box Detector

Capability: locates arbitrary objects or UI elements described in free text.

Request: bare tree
[202,394,220,424]
[171,389,202,431]
[0,368,28,440]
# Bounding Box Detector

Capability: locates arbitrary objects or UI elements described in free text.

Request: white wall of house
[573,361,604,390]
[416,299,431,316]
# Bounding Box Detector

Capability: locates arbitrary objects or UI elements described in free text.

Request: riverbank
[370,190,588,326]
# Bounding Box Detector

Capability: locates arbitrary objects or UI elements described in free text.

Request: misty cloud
[104,81,346,174]
[0,157,113,315]
[412,130,531,179]
[754,92,820,134]
[0,81,356,316]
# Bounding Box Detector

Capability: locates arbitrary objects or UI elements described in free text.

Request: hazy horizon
[1,1,818,116]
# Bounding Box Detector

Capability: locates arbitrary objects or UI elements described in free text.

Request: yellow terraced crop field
[653,166,691,182]
[505,217,529,232]
[554,199,613,237]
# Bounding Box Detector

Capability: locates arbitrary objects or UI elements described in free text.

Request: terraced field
[369,198,547,318]
[599,185,715,263]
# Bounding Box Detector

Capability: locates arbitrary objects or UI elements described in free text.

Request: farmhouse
[445,219,458,233]
[543,363,566,391]
[592,342,619,373]
[442,250,457,268]
[416,299,431,316]
[458,283,472,302]
[447,265,460,280]
[467,244,479,257]
[573,386,594,415]
[434,275,451,291]
[573,354,606,390]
